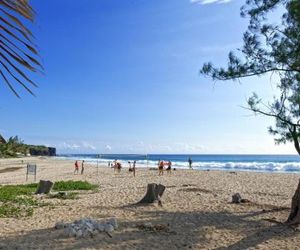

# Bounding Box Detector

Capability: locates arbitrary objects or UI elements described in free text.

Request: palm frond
[0,0,42,97]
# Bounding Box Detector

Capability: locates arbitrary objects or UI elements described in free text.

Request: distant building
[0,135,6,144]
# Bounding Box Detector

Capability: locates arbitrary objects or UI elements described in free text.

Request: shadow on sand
[0,204,297,250]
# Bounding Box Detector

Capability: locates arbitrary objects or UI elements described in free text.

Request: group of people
[110,160,137,177]
[158,160,172,175]
[157,157,193,175]
[74,157,193,176]
[128,160,136,177]
[74,160,85,174]
[109,160,122,173]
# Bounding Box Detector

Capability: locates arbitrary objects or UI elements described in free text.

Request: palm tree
[0,0,42,97]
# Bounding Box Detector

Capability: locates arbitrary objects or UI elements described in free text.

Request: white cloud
[59,142,80,150]
[174,143,207,153]
[190,0,232,5]
[105,145,112,151]
[57,141,96,152]
[82,142,96,151]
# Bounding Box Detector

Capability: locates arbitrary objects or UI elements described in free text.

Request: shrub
[53,181,97,191]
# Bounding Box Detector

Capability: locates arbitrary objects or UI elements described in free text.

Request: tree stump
[35,180,54,194]
[138,183,166,204]
[287,179,300,225]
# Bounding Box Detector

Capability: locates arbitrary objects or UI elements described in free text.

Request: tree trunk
[138,183,166,204]
[35,180,54,194]
[287,179,300,225]
[292,128,300,155]
[293,137,300,155]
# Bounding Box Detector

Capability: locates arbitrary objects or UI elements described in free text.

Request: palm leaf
[0,0,42,97]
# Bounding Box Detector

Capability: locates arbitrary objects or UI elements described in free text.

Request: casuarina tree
[201,0,300,224]
[0,0,42,97]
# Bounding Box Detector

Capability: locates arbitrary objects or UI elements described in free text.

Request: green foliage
[53,181,98,191]
[0,134,50,158]
[0,204,33,218]
[0,184,37,202]
[0,135,27,157]
[0,181,96,217]
[0,183,38,218]
[201,0,300,154]
[1,0,42,98]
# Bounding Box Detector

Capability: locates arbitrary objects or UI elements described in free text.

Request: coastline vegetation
[0,135,51,158]
[53,181,98,191]
[0,181,98,218]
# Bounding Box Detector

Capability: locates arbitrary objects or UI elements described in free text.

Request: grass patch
[0,181,97,218]
[53,181,97,191]
[0,204,33,218]
[0,183,39,218]
[0,184,37,203]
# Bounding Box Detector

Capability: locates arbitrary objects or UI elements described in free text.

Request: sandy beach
[0,157,300,250]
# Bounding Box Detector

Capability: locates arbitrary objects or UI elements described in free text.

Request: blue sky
[0,0,295,154]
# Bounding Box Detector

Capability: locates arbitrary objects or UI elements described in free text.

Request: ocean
[56,154,300,173]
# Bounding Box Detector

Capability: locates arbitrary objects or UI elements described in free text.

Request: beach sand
[0,157,300,249]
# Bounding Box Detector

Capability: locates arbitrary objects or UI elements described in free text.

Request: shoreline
[57,155,300,175]
[2,156,300,175]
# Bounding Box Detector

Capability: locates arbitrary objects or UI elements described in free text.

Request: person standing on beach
[133,160,136,177]
[81,160,85,175]
[188,157,193,169]
[128,161,132,172]
[158,160,164,176]
[74,160,79,174]
[166,160,172,174]
[113,160,117,172]
[118,162,122,173]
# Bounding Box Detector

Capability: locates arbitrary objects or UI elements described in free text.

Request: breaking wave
[57,155,300,173]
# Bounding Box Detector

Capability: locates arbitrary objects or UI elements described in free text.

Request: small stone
[86,222,94,229]
[76,230,83,238]
[91,229,98,237]
[64,227,70,235]
[144,222,152,228]
[91,220,99,227]
[59,217,118,238]
[97,223,105,232]
[71,228,77,237]
[74,220,81,225]
[104,224,114,233]
[65,227,76,237]
[107,218,118,229]
[54,222,65,229]
[82,229,90,238]
[232,193,242,203]
[96,223,105,232]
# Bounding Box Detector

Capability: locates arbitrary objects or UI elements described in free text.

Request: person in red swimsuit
[74,160,79,174]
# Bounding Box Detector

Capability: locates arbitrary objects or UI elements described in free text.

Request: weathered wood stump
[35,180,53,194]
[138,183,166,204]
[287,179,300,225]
